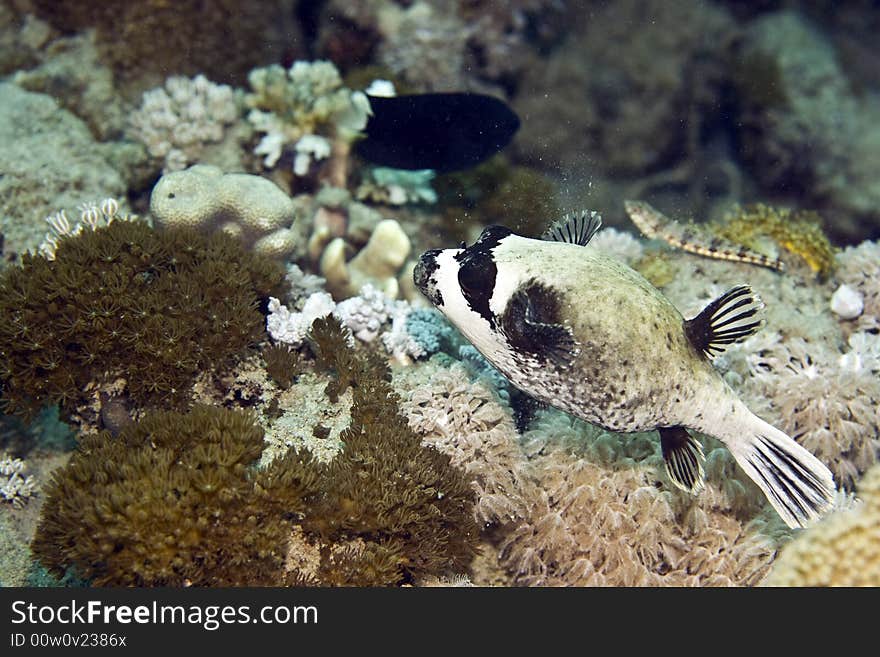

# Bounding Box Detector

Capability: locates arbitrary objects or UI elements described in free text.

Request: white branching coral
[128,74,240,173]
[266,284,425,362]
[246,60,370,174]
[1,454,37,508]
[267,292,336,347]
[37,198,138,260]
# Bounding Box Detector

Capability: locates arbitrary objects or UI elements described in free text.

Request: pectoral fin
[499,280,578,369]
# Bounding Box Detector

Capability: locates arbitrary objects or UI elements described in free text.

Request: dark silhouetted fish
[357,93,520,173]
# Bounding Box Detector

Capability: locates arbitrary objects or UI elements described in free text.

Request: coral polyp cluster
[0,219,284,419]
[31,319,479,587]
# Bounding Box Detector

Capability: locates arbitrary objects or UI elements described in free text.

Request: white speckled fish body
[435,234,730,434]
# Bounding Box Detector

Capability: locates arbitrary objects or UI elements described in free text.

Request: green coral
[32,318,479,587]
[0,221,284,419]
[711,204,837,277]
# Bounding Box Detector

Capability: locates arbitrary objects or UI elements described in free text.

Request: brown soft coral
[32,406,317,586]
[0,220,284,422]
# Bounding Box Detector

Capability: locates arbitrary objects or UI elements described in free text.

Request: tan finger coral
[150,164,297,259]
[320,218,411,299]
[763,464,880,586]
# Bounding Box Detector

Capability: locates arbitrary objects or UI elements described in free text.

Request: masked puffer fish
[413,211,836,529]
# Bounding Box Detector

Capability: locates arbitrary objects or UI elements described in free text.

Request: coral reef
[321,218,412,299]
[30,0,302,89]
[0,82,127,258]
[268,285,427,363]
[397,361,533,527]
[498,410,784,586]
[733,10,880,242]
[835,240,880,335]
[763,463,880,586]
[32,405,313,586]
[33,372,479,588]
[711,204,837,278]
[512,0,734,175]
[301,316,480,582]
[245,60,369,184]
[739,334,880,490]
[356,167,438,205]
[150,165,298,259]
[129,75,242,173]
[12,31,126,141]
[0,218,284,421]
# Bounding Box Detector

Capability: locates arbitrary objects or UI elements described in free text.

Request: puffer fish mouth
[414,249,445,306]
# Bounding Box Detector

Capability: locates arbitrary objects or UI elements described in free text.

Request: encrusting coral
[150,164,298,260]
[710,204,837,278]
[0,216,284,421]
[763,463,880,586]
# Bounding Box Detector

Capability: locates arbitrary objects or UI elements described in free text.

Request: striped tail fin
[721,411,835,529]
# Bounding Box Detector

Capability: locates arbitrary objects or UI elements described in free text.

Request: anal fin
[659,427,705,494]
[684,284,765,358]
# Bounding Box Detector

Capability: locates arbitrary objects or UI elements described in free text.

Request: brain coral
[763,463,880,586]
[0,219,284,420]
[150,165,298,259]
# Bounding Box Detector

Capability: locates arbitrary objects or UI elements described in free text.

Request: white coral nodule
[1,455,37,508]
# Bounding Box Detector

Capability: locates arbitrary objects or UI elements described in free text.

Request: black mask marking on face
[455,225,512,326]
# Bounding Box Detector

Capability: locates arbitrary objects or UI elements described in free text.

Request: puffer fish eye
[457,252,491,295]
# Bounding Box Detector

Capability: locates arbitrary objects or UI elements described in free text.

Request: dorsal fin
[542,210,602,246]
[684,285,765,358]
